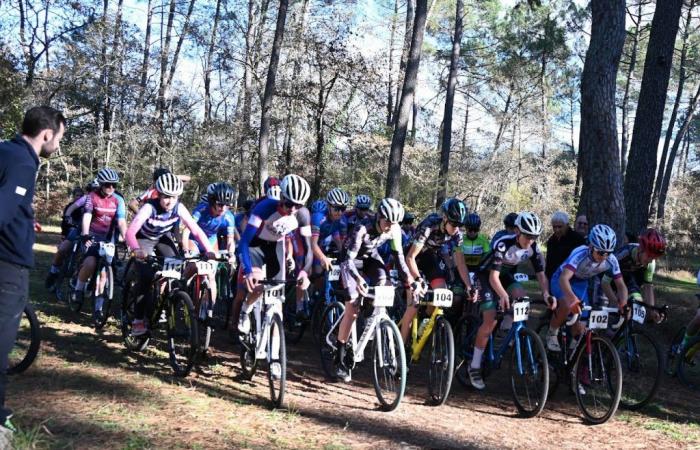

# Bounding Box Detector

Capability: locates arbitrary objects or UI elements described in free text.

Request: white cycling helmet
[96,167,119,184]
[326,188,351,207]
[267,185,281,201]
[280,174,310,205]
[515,211,543,236]
[378,198,404,224]
[155,172,184,196]
[355,194,372,209]
[589,224,617,252]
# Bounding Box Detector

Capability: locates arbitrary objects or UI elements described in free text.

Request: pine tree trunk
[258,0,289,193]
[157,0,177,137]
[393,0,415,125]
[204,0,223,123]
[387,0,399,126]
[577,0,627,241]
[620,1,643,175]
[386,0,428,199]
[436,0,463,208]
[623,0,683,234]
[136,0,153,116]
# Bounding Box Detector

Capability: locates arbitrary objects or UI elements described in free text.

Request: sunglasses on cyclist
[283,199,302,210]
[447,220,462,228]
[467,228,480,233]
[521,233,538,241]
[593,249,611,257]
[101,183,116,188]
[214,202,227,208]
[357,207,369,212]
[331,205,347,212]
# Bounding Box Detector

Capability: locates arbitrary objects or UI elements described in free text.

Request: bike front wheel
[616,326,663,410]
[574,334,622,424]
[240,311,258,380]
[509,327,549,418]
[371,318,407,411]
[319,302,345,380]
[94,263,114,330]
[267,314,287,408]
[8,304,41,375]
[454,315,479,388]
[678,337,700,391]
[427,315,455,406]
[166,290,199,377]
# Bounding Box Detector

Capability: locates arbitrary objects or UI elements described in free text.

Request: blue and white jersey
[560,245,622,280]
[192,203,235,239]
[137,199,181,240]
[239,198,311,275]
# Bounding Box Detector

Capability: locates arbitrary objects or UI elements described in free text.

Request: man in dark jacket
[545,211,586,280]
[0,106,65,438]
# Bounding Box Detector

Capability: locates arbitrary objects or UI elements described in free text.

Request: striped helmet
[326,188,351,207]
[155,173,184,196]
[96,167,119,184]
[589,224,617,252]
[515,211,543,236]
[355,194,372,209]
[280,174,310,205]
[266,185,281,201]
[378,198,404,224]
[311,200,328,214]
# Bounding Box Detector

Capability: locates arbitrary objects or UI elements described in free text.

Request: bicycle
[402,287,455,406]
[455,297,550,418]
[319,285,407,412]
[238,279,289,408]
[212,251,235,330]
[68,240,117,330]
[610,297,668,410]
[666,295,700,391]
[538,304,623,424]
[185,256,229,357]
[8,303,41,375]
[54,230,82,303]
[120,255,199,377]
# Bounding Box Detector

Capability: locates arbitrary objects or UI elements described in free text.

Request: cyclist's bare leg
[78,256,97,283]
[52,240,71,267]
[337,300,359,343]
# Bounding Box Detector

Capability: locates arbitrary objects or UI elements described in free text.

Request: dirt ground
[5,230,700,449]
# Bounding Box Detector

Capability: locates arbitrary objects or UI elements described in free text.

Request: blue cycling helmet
[464,212,481,229]
[311,199,328,214]
[441,198,467,224]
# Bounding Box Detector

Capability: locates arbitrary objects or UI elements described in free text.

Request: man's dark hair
[21,106,66,137]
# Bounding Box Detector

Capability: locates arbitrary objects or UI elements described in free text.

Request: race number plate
[161,258,184,279]
[588,310,609,330]
[513,301,530,322]
[263,285,285,303]
[195,261,216,275]
[514,273,529,283]
[372,286,395,307]
[328,264,341,281]
[99,242,115,257]
[430,288,453,308]
[632,303,646,324]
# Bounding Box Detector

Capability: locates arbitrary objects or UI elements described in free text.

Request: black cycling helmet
[208,182,236,206]
[442,198,467,224]
[464,212,481,229]
[504,212,518,228]
[152,167,171,182]
[401,212,416,225]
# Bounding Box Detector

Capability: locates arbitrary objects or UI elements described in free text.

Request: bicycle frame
[252,284,285,360]
[485,318,534,376]
[410,306,445,363]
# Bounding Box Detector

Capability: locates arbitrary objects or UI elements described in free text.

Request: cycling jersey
[84,191,126,241]
[479,234,545,276]
[239,198,312,276]
[137,186,159,203]
[615,244,655,284]
[461,233,490,269]
[312,212,347,250]
[61,196,86,237]
[192,203,235,243]
[411,214,462,253]
[344,209,374,236]
[560,245,622,280]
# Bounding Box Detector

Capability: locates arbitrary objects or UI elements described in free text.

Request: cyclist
[601,228,666,322]
[182,182,237,304]
[126,173,215,336]
[60,187,84,238]
[490,212,518,247]
[46,187,89,291]
[344,194,373,235]
[400,212,416,249]
[332,198,417,381]
[236,174,313,368]
[311,188,350,274]
[679,269,700,360]
[71,168,128,322]
[468,212,554,390]
[399,198,473,344]
[545,224,628,353]
[128,167,185,214]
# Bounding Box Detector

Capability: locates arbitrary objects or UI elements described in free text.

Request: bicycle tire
[615,326,663,410]
[678,336,700,391]
[8,304,41,375]
[574,334,622,424]
[427,315,455,406]
[240,311,259,380]
[120,275,150,352]
[319,302,345,380]
[94,263,114,330]
[535,321,561,396]
[509,327,549,418]
[55,247,77,303]
[197,285,213,354]
[283,288,306,345]
[454,316,479,388]
[267,314,287,408]
[371,318,407,411]
[166,290,198,377]
[310,296,326,344]
[665,327,686,376]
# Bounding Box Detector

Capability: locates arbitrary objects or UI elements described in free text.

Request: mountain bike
[666,295,700,391]
[8,304,41,375]
[68,240,117,330]
[54,231,82,303]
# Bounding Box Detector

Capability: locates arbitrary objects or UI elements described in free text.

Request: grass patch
[12,422,51,449]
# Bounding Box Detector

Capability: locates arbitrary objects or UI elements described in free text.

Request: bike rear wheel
[665,327,686,376]
[267,314,287,408]
[283,288,306,345]
[56,248,78,303]
[196,285,214,355]
[240,311,258,380]
[427,315,455,406]
[678,336,700,391]
[166,290,198,377]
[371,318,407,411]
[616,326,663,410]
[120,275,150,351]
[454,316,479,388]
[8,304,41,375]
[509,327,549,418]
[574,334,622,424]
[319,302,345,380]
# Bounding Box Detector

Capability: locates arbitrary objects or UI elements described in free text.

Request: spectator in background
[574,214,589,238]
[544,211,586,280]
[490,212,518,247]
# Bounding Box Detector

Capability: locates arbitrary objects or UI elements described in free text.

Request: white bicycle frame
[325,286,397,367]
[252,284,285,361]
